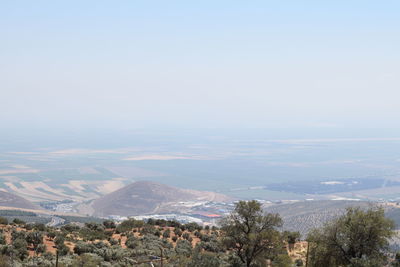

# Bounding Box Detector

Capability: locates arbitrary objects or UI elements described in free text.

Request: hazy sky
[1,1,399,131]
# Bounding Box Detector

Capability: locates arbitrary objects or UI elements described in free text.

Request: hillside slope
[91,180,230,216]
[0,190,39,210]
[265,200,400,237]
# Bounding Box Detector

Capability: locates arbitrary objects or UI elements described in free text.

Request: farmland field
[1,129,400,203]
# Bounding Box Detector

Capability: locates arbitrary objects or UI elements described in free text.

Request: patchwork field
[1,132,400,208]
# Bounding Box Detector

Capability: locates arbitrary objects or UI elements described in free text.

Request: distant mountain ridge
[91,180,230,217]
[0,190,39,210]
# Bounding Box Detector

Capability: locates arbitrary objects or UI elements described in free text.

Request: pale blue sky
[1,1,399,131]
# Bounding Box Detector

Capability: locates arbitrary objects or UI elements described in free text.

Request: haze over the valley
[1,1,400,221]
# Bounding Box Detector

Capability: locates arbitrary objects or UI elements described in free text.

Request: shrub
[125,236,139,249]
[163,229,171,239]
[73,241,96,255]
[103,220,116,229]
[0,234,6,245]
[174,228,182,237]
[12,218,25,225]
[182,232,190,240]
[12,238,28,260]
[116,219,144,233]
[0,217,8,225]
[175,239,192,257]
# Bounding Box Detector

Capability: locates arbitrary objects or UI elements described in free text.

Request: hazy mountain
[91,180,231,217]
[0,190,39,210]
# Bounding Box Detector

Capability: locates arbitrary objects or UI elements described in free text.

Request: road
[46,216,65,227]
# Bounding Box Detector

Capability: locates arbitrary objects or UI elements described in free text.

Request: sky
[1,1,399,133]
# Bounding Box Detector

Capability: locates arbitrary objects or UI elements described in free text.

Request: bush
[12,238,28,260]
[61,224,80,232]
[185,222,201,232]
[154,230,161,237]
[12,218,25,225]
[57,243,70,256]
[47,231,56,240]
[163,229,171,239]
[79,223,107,241]
[188,248,221,267]
[194,230,201,238]
[174,228,182,237]
[103,220,116,229]
[0,234,6,245]
[140,224,157,236]
[155,219,167,227]
[26,231,44,254]
[108,238,119,246]
[175,239,192,257]
[0,217,8,225]
[116,219,144,233]
[182,232,189,239]
[11,230,26,241]
[33,223,46,231]
[125,236,139,249]
[73,241,96,255]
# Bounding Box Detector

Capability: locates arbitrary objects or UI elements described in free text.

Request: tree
[103,220,116,229]
[33,223,46,231]
[283,231,300,251]
[12,237,28,260]
[54,235,70,256]
[182,232,190,240]
[272,253,293,267]
[0,233,6,245]
[163,229,171,239]
[26,231,44,255]
[221,200,283,267]
[125,235,139,249]
[73,241,96,255]
[174,228,183,237]
[307,207,396,267]
[12,218,25,225]
[175,239,192,257]
[47,231,56,240]
[188,246,221,267]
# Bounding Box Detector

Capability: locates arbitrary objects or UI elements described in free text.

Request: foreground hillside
[0,200,398,267]
[0,215,300,266]
[0,200,305,267]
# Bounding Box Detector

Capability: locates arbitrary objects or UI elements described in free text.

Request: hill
[265,200,369,237]
[265,200,400,237]
[91,180,230,217]
[0,190,39,210]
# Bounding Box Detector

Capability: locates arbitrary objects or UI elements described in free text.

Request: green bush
[0,217,8,225]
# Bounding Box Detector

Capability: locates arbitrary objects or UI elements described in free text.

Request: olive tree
[220,200,283,267]
[307,207,396,267]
